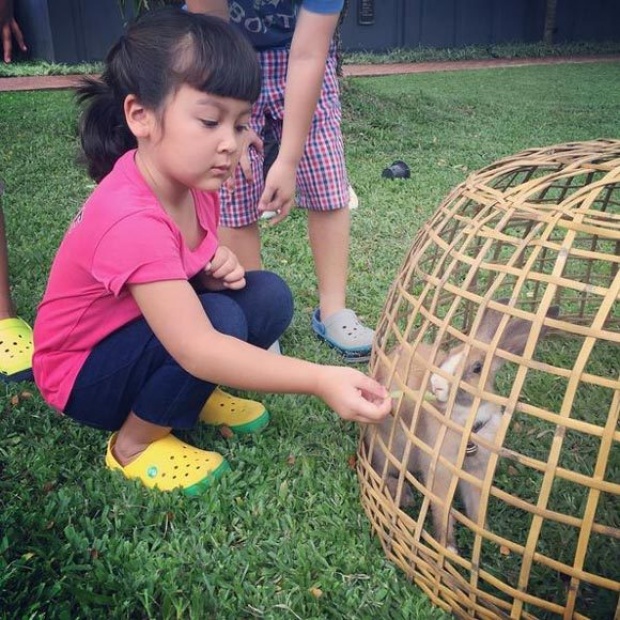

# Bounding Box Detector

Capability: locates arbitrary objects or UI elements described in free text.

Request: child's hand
[315,366,392,424]
[202,246,246,291]
[258,158,297,225]
[224,128,262,192]
[239,128,262,183]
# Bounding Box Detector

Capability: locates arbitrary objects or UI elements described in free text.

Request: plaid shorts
[219,45,349,228]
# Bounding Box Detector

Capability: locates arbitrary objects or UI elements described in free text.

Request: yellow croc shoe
[0,317,34,382]
[199,387,270,434]
[105,433,229,496]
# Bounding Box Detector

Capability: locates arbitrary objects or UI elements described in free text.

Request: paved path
[0,55,618,92]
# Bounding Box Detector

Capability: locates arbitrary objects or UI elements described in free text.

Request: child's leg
[308,207,349,318]
[0,203,14,318]
[64,292,258,433]
[112,412,171,465]
[197,270,293,431]
[0,198,33,382]
[217,61,268,271]
[65,273,292,483]
[218,222,262,271]
[64,290,278,493]
[216,270,293,349]
[293,49,374,361]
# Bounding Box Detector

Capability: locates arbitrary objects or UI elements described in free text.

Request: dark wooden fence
[14,0,620,64]
[341,0,620,52]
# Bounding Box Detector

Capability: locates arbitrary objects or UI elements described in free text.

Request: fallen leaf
[508,466,518,476]
[286,454,296,466]
[347,454,357,469]
[536,429,554,439]
[20,391,33,400]
[309,587,323,598]
[10,395,19,407]
[500,545,510,556]
[219,425,234,439]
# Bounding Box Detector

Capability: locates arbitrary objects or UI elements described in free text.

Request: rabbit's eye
[471,361,483,374]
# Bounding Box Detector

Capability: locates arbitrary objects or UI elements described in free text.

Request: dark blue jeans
[64,271,293,432]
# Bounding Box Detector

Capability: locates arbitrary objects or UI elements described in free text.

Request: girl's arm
[185,0,228,20]
[129,279,390,424]
[259,8,340,222]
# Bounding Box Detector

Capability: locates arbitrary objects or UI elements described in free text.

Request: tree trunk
[336,0,350,78]
[543,0,558,45]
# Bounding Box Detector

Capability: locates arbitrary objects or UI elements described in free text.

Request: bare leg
[112,412,171,466]
[218,222,262,271]
[217,222,281,352]
[307,208,349,319]
[0,206,15,319]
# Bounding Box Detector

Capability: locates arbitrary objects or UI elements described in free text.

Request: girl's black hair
[76,7,261,183]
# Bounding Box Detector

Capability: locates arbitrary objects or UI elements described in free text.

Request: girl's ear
[124,94,153,139]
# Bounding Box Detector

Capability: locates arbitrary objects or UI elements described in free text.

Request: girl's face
[147,84,252,192]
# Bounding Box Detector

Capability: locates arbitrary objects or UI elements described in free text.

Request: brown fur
[367,304,558,552]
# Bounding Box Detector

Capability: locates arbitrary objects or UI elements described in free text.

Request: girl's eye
[471,361,483,374]
[200,119,218,128]
[235,124,249,133]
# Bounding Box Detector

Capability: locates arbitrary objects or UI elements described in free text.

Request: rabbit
[367,303,558,553]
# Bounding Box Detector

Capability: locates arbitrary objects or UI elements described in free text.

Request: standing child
[0,0,27,63]
[0,185,33,382]
[187,0,375,362]
[33,8,390,495]
[0,0,31,381]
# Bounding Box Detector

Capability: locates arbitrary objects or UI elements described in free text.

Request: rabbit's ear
[498,305,560,355]
[497,317,538,356]
[475,302,559,346]
[473,305,506,344]
[546,305,560,321]
[487,306,559,374]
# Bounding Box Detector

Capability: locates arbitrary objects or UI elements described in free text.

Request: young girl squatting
[32,8,390,495]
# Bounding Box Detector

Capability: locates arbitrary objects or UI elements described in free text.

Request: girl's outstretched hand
[315,366,392,424]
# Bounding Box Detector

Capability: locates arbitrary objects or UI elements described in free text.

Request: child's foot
[0,317,34,382]
[311,308,374,364]
[199,387,270,434]
[105,433,229,495]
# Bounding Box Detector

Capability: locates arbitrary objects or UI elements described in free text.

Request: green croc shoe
[105,433,229,496]
[0,317,34,382]
[199,387,270,434]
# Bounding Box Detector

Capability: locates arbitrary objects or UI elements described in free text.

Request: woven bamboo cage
[358,140,620,620]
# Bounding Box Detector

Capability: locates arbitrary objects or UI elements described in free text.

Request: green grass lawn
[1,61,619,618]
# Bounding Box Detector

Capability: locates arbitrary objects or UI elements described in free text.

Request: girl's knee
[198,293,248,341]
[246,270,294,323]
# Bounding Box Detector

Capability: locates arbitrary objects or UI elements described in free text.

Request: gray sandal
[311,308,374,363]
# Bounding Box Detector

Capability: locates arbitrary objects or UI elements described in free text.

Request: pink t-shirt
[33,150,220,412]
